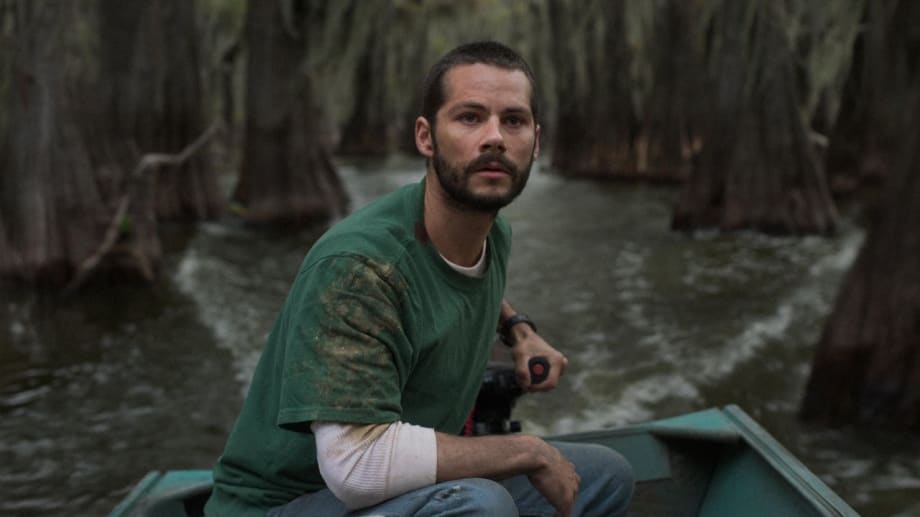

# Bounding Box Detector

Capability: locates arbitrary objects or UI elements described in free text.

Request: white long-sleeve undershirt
[311,421,438,509]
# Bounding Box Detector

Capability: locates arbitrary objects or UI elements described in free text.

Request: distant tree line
[1,0,918,430]
[0,0,882,284]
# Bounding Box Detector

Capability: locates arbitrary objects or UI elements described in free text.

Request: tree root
[63,122,223,295]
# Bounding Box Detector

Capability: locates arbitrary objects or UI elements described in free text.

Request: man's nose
[479,115,506,152]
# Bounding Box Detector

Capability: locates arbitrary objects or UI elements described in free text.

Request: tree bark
[0,2,157,285]
[335,2,402,158]
[233,0,347,225]
[801,0,920,430]
[395,16,430,157]
[98,0,223,221]
[801,94,920,429]
[634,0,703,180]
[824,0,919,194]
[672,0,838,235]
[549,0,639,178]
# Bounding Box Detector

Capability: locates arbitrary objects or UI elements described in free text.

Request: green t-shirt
[204,180,511,516]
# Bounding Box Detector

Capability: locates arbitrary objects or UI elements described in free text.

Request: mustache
[464,153,517,175]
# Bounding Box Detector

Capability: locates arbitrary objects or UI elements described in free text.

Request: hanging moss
[298,0,555,156]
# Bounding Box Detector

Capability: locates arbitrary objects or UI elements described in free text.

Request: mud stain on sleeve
[304,257,410,415]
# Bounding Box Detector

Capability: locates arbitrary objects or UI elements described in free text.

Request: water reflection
[0,283,240,516]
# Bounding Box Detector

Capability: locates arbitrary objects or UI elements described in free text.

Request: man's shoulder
[305,181,423,269]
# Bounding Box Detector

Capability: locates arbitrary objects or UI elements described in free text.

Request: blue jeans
[266,441,634,516]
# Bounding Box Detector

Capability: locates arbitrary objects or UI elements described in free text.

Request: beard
[432,140,534,213]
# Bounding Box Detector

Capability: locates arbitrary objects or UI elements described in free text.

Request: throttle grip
[528,356,550,385]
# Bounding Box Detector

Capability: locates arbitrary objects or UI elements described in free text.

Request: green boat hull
[110,405,859,517]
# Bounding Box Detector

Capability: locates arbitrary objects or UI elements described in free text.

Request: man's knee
[581,444,634,490]
[561,443,633,483]
[600,445,634,486]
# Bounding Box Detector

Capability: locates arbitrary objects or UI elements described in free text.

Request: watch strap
[500,313,537,347]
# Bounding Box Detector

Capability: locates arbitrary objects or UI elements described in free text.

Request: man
[204,41,634,517]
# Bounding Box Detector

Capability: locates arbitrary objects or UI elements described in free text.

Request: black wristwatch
[500,313,537,347]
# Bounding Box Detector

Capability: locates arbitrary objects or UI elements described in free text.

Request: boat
[109,404,859,517]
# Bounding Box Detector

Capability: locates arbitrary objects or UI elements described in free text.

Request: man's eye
[505,116,524,127]
[459,113,480,123]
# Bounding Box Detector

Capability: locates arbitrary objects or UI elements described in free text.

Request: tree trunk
[549,0,639,178]
[672,0,838,235]
[801,93,920,429]
[0,2,158,285]
[633,0,703,180]
[801,0,920,430]
[233,0,347,225]
[335,2,401,158]
[98,0,223,221]
[395,18,430,157]
[824,0,919,194]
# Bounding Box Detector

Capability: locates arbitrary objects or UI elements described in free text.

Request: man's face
[424,63,540,212]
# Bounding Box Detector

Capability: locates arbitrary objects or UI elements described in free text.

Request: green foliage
[196,0,247,123]
[196,0,246,39]
[624,0,656,116]
[118,214,134,238]
[791,0,866,126]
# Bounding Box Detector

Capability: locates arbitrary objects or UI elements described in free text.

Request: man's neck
[423,171,495,267]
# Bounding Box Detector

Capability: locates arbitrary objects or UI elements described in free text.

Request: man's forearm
[435,431,581,514]
[435,431,548,482]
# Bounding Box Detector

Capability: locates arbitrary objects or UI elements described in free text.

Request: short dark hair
[421,41,540,128]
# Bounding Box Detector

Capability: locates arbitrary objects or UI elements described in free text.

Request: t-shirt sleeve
[276,255,411,429]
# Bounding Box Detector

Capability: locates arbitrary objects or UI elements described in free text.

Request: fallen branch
[63,121,223,295]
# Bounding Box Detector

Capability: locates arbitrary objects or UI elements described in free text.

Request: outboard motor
[465,357,550,436]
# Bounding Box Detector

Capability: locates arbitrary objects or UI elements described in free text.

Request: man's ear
[415,116,434,158]
[533,123,541,159]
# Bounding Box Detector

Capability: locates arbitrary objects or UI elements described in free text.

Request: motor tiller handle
[528,356,550,385]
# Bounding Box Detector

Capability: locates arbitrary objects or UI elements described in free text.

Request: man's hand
[436,433,581,517]
[508,325,567,391]
[528,439,581,517]
[499,300,568,391]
